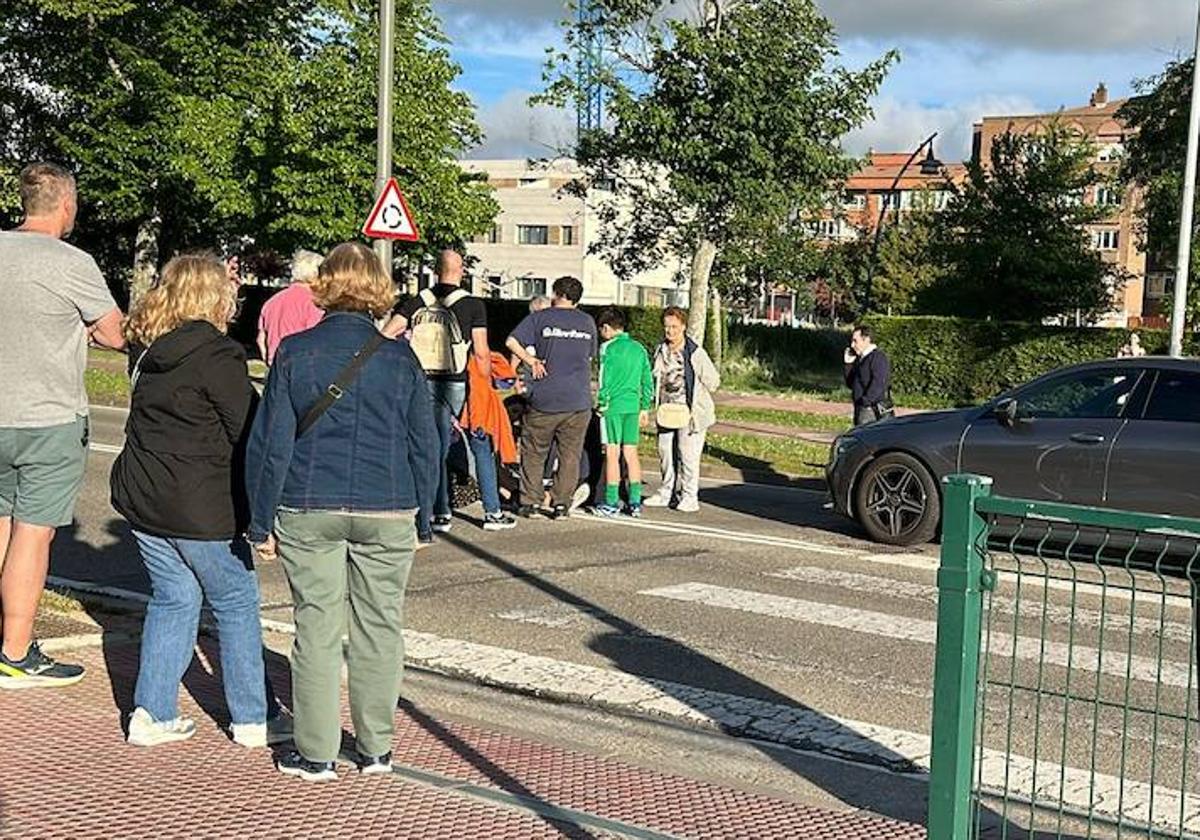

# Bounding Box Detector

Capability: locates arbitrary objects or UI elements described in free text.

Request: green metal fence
[929,474,1200,840]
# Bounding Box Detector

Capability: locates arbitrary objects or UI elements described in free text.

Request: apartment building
[458,158,688,307]
[972,83,1148,327]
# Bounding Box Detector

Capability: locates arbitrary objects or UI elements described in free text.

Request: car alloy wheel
[863,463,928,540]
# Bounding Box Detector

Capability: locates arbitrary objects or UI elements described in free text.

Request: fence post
[928,473,993,839]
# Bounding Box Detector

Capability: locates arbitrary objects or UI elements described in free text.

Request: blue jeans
[418,379,467,536]
[467,430,501,515]
[132,531,275,725]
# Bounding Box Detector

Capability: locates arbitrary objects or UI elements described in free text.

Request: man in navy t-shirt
[506,276,597,518]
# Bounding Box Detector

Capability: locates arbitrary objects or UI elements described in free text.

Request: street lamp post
[862,132,942,315]
[1169,2,1200,357]
[374,0,396,275]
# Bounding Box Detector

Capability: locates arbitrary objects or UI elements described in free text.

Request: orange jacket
[460,352,518,465]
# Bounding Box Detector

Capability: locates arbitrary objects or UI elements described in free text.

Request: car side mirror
[994,398,1019,427]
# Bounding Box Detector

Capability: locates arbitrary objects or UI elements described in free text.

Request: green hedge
[872,317,1189,405]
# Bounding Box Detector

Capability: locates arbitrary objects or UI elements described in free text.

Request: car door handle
[1069,433,1105,445]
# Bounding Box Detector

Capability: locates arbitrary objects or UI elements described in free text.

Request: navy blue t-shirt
[509,307,597,413]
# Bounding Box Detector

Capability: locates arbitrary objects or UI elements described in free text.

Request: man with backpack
[391,250,491,546]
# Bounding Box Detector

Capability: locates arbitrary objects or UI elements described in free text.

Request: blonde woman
[110,253,287,748]
[245,242,437,781]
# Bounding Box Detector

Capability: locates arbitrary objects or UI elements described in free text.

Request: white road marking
[89,404,130,416]
[861,552,1194,609]
[641,582,1195,689]
[585,514,858,556]
[769,565,1196,643]
[88,442,123,455]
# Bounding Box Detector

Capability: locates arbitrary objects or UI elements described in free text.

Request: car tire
[853,452,940,546]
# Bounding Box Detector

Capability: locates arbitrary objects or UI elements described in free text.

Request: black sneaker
[546,504,570,520]
[432,515,453,534]
[356,750,394,776]
[482,512,518,531]
[276,750,337,782]
[0,641,84,689]
[516,505,544,519]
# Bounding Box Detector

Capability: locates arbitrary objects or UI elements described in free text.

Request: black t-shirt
[398,283,487,381]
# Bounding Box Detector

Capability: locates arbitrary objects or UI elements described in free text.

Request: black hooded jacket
[110,321,256,540]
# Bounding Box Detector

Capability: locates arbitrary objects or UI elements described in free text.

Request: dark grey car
[825,357,1200,546]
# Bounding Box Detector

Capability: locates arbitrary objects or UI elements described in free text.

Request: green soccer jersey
[597,332,654,415]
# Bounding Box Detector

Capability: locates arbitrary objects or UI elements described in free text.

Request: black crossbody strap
[296,333,387,439]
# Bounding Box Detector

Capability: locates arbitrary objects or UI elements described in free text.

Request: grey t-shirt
[0,231,117,427]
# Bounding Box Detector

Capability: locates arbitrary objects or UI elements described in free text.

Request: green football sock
[630,482,643,505]
[605,483,620,505]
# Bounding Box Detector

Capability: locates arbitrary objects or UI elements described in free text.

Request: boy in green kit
[593,307,654,517]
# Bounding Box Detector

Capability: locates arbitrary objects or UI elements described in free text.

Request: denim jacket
[244,312,437,543]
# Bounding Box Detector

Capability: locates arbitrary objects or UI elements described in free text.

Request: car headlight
[828,435,860,467]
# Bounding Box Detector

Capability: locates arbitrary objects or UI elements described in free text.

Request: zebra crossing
[488,513,1200,834]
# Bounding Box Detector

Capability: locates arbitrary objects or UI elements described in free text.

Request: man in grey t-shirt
[0,162,124,689]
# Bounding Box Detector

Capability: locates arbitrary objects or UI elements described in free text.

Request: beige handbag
[655,402,691,430]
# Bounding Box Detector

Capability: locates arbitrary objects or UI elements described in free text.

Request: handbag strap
[296,332,387,438]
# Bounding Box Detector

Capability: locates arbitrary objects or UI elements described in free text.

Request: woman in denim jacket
[245,242,437,781]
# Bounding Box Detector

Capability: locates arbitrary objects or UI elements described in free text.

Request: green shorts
[0,416,90,528]
[602,412,641,447]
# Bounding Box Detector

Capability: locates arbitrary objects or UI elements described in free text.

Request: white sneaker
[571,483,591,511]
[675,498,700,513]
[642,492,671,508]
[127,707,196,747]
[233,712,294,748]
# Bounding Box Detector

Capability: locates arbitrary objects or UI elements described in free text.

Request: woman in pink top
[256,250,325,364]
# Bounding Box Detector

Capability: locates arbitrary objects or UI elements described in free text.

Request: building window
[561,225,575,246]
[1097,143,1124,163]
[843,191,866,209]
[1095,186,1122,207]
[518,225,549,245]
[1147,273,1169,299]
[487,224,501,244]
[882,190,911,210]
[1092,229,1120,251]
[814,218,842,239]
[517,277,547,299]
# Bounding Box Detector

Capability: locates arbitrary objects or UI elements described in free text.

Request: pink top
[258,283,323,364]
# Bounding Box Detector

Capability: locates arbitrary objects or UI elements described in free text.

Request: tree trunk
[129,212,161,307]
[706,286,723,367]
[687,237,717,346]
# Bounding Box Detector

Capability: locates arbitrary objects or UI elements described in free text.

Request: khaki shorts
[0,416,90,528]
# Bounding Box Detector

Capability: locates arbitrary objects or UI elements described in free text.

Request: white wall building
[459,158,688,307]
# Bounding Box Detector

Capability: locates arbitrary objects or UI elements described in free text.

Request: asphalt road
[59,405,1199,834]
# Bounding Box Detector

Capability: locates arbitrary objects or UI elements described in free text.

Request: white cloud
[465,90,576,159]
[844,95,1040,162]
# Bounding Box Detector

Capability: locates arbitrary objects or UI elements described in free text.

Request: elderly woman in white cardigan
[644,306,720,513]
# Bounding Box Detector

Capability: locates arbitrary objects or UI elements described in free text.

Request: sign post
[373,0,396,272]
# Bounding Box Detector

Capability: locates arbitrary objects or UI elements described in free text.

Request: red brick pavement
[0,643,928,840]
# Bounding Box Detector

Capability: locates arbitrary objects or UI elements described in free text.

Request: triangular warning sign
[363,177,421,242]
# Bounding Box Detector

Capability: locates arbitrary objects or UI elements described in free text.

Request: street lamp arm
[862,132,939,314]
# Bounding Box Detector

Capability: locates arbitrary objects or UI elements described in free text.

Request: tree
[1121,58,1198,322]
[539,0,894,351]
[870,207,944,315]
[919,126,1118,321]
[0,0,495,300]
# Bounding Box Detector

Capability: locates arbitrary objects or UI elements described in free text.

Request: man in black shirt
[844,324,893,426]
[387,251,493,544]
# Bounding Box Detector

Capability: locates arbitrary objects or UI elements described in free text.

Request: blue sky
[433,0,1198,162]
